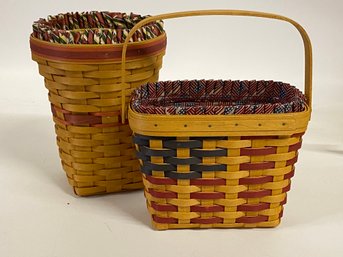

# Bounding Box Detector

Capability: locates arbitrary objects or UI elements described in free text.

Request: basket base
[70,180,143,196]
[67,176,143,196]
[151,218,281,230]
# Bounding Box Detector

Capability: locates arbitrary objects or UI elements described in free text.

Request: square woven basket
[125,10,312,230]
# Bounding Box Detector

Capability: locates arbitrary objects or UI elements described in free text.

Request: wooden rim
[30,33,166,63]
[128,105,310,136]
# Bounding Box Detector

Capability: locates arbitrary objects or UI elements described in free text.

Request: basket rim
[30,33,167,63]
[130,80,306,115]
[32,12,164,45]
[128,104,311,137]
[30,32,166,48]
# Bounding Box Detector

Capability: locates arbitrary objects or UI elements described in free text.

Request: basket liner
[131,80,306,115]
[32,12,164,44]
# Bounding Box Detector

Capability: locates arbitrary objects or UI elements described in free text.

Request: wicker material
[31,25,166,196]
[124,10,312,229]
[133,133,302,229]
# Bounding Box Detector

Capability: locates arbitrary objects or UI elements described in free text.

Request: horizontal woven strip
[140,160,295,178]
[51,104,124,127]
[135,134,302,153]
[145,168,295,185]
[32,12,164,44]
[147,184,291,199]
[151,211,283,224]
[134,134,301,180]
[150,197,288,213]
[131,80,306,115]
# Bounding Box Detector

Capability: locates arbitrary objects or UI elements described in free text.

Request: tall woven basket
[126,10,312,230]
[30,12,167,196]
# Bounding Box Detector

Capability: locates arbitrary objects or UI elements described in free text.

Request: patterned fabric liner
[32,12,164,44]
[131,80,307,115]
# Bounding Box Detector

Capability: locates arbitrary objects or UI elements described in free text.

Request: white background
[1,0,343,256]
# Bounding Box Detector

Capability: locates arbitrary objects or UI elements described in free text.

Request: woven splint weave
[126,9,312,230]
[130,80,307,229]
[133,132,302,229]
[30,11,167,196]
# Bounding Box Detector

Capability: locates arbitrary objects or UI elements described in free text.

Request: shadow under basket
[129,79,311,229]
[30,11,167,196]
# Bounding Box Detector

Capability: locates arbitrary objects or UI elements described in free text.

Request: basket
[126,10,312,229]
[30,12,167,196]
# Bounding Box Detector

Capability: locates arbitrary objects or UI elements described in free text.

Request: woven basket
[30,12,167,196]
[126,10,312,230]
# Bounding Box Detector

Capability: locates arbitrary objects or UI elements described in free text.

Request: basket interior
[131,80,306,115]
[32,12,164,44]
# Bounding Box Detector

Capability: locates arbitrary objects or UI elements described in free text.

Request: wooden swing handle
[121,10,313,123]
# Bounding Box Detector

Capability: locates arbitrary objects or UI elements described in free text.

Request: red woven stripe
[284,169,295,179]
[51,105,57,116]
[239,176,273,185]
[191,217,223,224]
[282,183,291,193]
[238,189,272,198]
[146,176,177,185]
[191,205,224,212]
[64,114,102,125]
[280,196,287,205]
[240,162,275,170]
[236,215,269,223]
[151,202,178,212]
[153,209,285,225]
[148,189,177,198]
[241,136,278,140]
[91,122,122,127]
[237,203,270,212]
[31,35,167,61]
[51,105,123,126]
[51,104,71,114]
[53,117,70,126]
[286,155,298,166]
[292,132,305,138]
[152,215,177,224]
[92,111,121,117]
[289,141,302,152]
[190,192,225,199]
[190,178,226,186]
[240,147,277,156]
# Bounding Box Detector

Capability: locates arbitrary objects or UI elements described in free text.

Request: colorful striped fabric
[131,80,306,115]
[32,12,164,44]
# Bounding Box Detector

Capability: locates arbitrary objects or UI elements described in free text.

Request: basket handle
[120,10,312,123]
